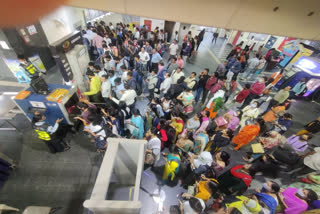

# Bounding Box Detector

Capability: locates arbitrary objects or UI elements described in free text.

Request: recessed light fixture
[0,41,10,49]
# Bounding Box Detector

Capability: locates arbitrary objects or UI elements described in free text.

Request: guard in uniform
[32,112,70,153]
[18,54,44,80]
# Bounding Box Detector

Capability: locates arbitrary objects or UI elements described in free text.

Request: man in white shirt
[101,75,112,102]
[184,72,197,89]
[104,34,112,47]
[168,39,179,62]
[110,83,137,108]
[109,22,114,30]
[171,67,185,84]
[160,73,172,97]
[134,28,140,40]
[104,56,116,71]
[244,36,255,50]
[241,53,260,80]
[138,47,150,73]
[94,65,107,78]
[146,70,158,100]
[114,77,125,99]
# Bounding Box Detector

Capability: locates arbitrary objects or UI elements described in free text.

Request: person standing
[110,83,137,110]
[289,78,307,99]
[145,41,153,71]
[32,113,70,153]
[94,65,107,78]
[176,55,184,69]
[151,48,162,72]
[168,39,179,61]
[182,40,191,62]
[241,54,260,80]
[241,77,267,108]
[216,61,227,76]
[197,29,205,51]
[18,54,42,79]
[84,70,103,103]
[134,28,140,40]
[224,76,238,103]
[126,71,137,90]
[167,57,179,75]
[146,70,158,100]
[212,30,219,44]
[228,83,251,109]
[195,68,210,103]
[138,47,150,75]
[201,72,218,103]
[92,30,104,57]
[227,56,241,82]
[100,75,112,103]
[160,73,172,97]
[248,55,266,81]
[103,55,116,71]
[184,72,197,89]
[171,67,185,84]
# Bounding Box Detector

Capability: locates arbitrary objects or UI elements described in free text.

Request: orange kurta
[232,125,260,150]
[262,106,285,122]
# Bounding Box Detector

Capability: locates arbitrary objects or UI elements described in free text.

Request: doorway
[164,21,175,42]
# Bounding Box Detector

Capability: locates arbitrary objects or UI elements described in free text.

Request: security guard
[18,54,43,80]
[32,112,70,153]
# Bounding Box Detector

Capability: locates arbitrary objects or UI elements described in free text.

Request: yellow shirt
[84,76,101,96]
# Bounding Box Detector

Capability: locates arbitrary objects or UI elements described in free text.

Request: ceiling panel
[67,0,320,40]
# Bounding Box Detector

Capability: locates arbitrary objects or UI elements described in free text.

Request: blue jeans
[195,87,203,102]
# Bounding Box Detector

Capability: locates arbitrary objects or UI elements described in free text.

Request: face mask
[262,183,270,191]
[250,103,257,108]
[296,189,305,197]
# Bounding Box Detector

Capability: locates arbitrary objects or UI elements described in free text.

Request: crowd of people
[31,22,319,214]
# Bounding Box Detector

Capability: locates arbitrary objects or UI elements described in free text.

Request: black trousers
[240,93,259,109]
[151,63,159,72]
[202,89,209,103]
[88,92,104,103]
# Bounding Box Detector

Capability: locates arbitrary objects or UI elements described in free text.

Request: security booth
[276,56,320,99]
[83,138,147,214]
[49,31,90,93]
[13,83,79,126]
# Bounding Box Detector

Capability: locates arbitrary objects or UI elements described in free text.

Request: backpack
[156,68,167,88]
[136,82,142,96]
[191,80,198,91]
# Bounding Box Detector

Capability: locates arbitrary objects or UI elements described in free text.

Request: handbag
[215,116,228,127]
[184,105,193,113]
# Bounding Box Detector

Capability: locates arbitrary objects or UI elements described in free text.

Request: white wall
[101,13,124,27]
[40,6,86,44]
[139,17,165,31]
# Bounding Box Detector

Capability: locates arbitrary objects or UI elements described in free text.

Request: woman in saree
[232,118,264,151]
[176,131,194,154]
[193,131,209,155]
[255,181,280,214]
[171,116,185,138]
[262,103,286,123]
[277,188,318,214]
[204,90,225,119]
[130,109,144,139]
[162,145,181,183]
